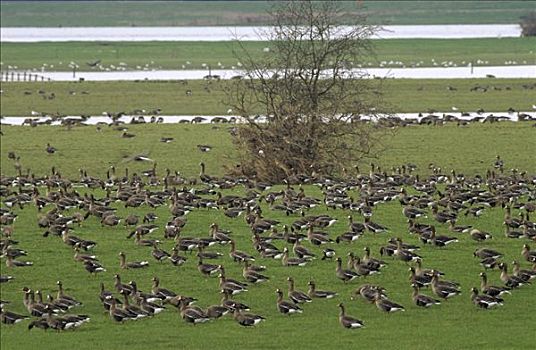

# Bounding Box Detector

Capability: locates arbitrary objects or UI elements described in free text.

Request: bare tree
[226,1,391,182]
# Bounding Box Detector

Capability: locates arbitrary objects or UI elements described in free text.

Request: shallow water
[0,25,522,42]
[2,65,533,81]
[1,111,534,126]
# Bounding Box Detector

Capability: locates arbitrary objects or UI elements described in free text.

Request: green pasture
[2,38,535,72]
[1,79,534,116]
[0,122,535,350]
[1,1,533,26]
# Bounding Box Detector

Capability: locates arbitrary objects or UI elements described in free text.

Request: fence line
[0,71,52,82]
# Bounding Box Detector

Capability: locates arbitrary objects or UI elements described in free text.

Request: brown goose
[5,256,33,268]
[336,257,359,283]
[479,272,511,297]
[219,274,248,295]
[179,297,211,324]
[282,247,308,267]
[151,277,177,300]
[431,273,461,299]
[362,247,386,270]
[512,260,536,282]
[151,244,171,262]
[1,308,29,324]
[471,287,503,309]
[374,292,405,313]
[197,259,220,277]
[233,308,265,326]
[292,240,315,259]
[229,240,255,262]
[498,263,528,288]
[354,284,386,303]
[107,296,134,322]
[56,281,82,306]
[412,284,441,308]
[170,247,187,266]
[521,244,536,263]
[119,252,149,269]
[276,289,302,314]
[307,281,337,299]
[114,274,134,295]
[287,277,312,304]
[470,229,493,242]
[242,264,269,283]
[474,248,503,259]
[338,303,364,329]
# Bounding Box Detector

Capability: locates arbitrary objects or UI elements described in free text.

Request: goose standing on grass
[282,247,308,267]
[431,273,461,299]
[179,297,211,325]
[233,308,265,327]
[374,292,405,313]
[151,277,177,301]
[512,260,536,282]
[56,281,82,306]
[219,274,248,295]
[119,252,149,269]
[287,277,312,304]
[471,288,503,309]
[242,262,269,283]
[479,272,511,297]
[229,240,255,262]
[336,257,359,283]
[276,289,302,315]
[338,303,364,329]
[1,308,29,324]
[307,281,337,299]
[412,284,441,308]
[498,263,528,288]
[521,244,536,263]
[107,296,134,323]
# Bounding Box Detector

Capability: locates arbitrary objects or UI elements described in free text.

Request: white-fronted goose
[229,240,255,262]
[197,246,223,260]
[479,272,511,297]
[198,259,220,277]
[179,297,210,324]
[474,248,503,259]
[521,244,536,263]
[120,292,149,319]
[1,308,29,324]
[306,225,333,245]
[151,244,171,262]
[135,295,165,316]
[170,247,187,266]
[412,284,441,308]
[403,206,426,219]
[282,247,308,267]
[362,247,386,270]
[151,277,177,300]
[56,281,82,306]
[471,288,503,309]
[242,264,269,283]
[512,260,536,282]
[448,220,472,233]
[292,240,315,259]
[428,227,458,247]
[233,308,265,326]
[470,229,493,242]
[393,238,421,263]
[107,296,134,322]
[5,256,33,267]
[276,289,302,314]
[364,217,388,233]
[354,284,386,303]
[119,252,149,269]
[498,263,528,288]
[409,267,432,288]
[287,277,312,304]
[114,274,134,295]
[347,215,365,233]
[431,273,461,299]
[221,291,249,312]
[336,257,359,283]
[0,275,14,283]
[219,274,248,295]
[307,281,337,299]
[338,303,364,329]
[374,292,405,313]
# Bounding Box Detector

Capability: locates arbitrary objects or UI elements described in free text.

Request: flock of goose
[1,156,535,331]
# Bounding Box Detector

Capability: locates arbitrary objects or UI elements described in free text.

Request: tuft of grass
[0,123,535,350]
[1,78,534,116]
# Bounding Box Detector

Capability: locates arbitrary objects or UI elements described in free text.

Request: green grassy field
[0,122,535,350]
[1,1,532,26]
[2,38,535,72]
[1,79,534,116]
